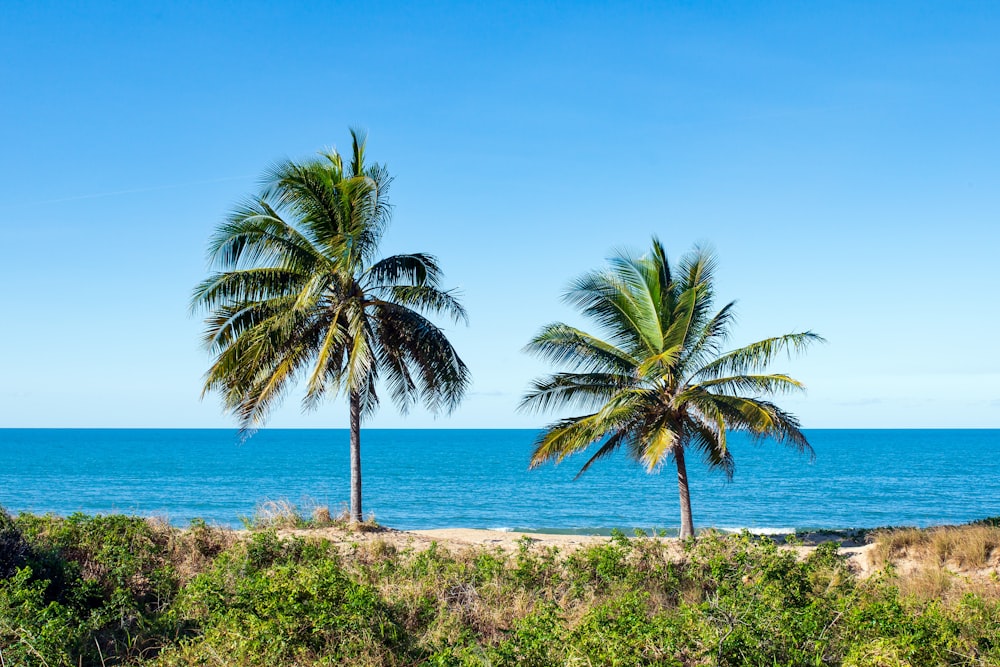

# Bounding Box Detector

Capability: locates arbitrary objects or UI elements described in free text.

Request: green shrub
[564,532,632,593]
[0,507,31,579]
[488,601,566,666]
[0,567,78,667]
[4,513,1000,665]
[570,591,683,666]
[3,512,181,665]
[166,533,411,665]
[970,516,1000,528]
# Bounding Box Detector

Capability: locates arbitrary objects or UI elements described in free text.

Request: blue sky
[1,1,998,429]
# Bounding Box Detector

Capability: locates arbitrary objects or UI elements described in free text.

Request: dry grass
[242,498,384,531]
[245,499,305,529]
[872,524,1000,569]
[311,505,333,525]
[341,509,383,533]
[146,517,236,584]
[871,526,926,565]
[870,523,1000,602]
[935,526,1000,568]
[350,539,572,646]
[897,565,956,599]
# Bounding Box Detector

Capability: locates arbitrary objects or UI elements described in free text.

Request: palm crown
[193,130,469,521]
[521,238,820,537]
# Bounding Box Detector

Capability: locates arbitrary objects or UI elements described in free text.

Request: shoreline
[275,525,880,577]
[409,526,872,547]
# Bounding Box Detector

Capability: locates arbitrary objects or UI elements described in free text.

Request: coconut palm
[193,130,470,523]
[521,239,820,538]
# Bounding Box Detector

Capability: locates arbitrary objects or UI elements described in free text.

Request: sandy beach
[276,526,879,576]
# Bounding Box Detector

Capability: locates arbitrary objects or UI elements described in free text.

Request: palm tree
[521,239,821,538]
[193,130,470,523]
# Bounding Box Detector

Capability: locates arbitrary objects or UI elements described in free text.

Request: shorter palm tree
[521,239,821,538]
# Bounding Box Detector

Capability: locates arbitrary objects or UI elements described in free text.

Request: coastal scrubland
[1,507,999,666]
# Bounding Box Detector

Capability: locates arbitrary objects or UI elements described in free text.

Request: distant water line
[1,429,998,532]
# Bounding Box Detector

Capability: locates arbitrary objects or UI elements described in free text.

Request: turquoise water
[1,429,998,533]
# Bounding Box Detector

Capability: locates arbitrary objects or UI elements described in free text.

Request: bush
[0,507,31,579]
[166,533,411,666]
[0,567,78,667]
[2,512,181,665]
[3,513,1000,665]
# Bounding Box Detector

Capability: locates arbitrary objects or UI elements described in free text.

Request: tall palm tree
[193,130,470,523]
[521,239,821,538]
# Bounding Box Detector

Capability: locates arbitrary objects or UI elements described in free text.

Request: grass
[2,509,1000,665]
[872,522,1000,569]
[240,498,382,532]
[870,522,1000,605]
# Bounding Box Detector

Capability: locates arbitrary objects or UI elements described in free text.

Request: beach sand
[276,526,878,576]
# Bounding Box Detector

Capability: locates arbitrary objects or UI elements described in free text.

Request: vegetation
[521,239,821,538]
[1,509,999,666]
[192,130,470,523]
[239,499,381,532]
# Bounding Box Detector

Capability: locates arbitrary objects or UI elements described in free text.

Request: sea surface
[1,429,998,534]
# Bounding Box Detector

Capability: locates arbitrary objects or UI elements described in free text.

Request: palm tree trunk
[675,444,695,539]
[349,389,362,524]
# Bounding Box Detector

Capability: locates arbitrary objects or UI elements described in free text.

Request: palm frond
[685,414,735,479]
[636,421,681,472]
[203,309,321,429]
[191,268,307,314]
[692,393,813,457]
[679,301,736,374]
[232,349,306,428]
[693,332,824,380]
[198,297,295,354]
[343,300,377,400]
[370,286,468,324]
[676,245,717,294]
[260,160,349,254]
[648,237,675,322]
[691,373,806,396]
[363,162,394,239]
[529,390,648,468]
[369,302,470,415]
[366,253,442,288]
[574,431,629,479]
[303,305,349,408]
[674,246,718,336]
[660,283,701,356]
[524,323,638,375]
[605,252,665,351]
[206,200,327,273]
[566,267,659,354]
[635,345,682,382]
[349,127,367,177]
[520,372,634,414]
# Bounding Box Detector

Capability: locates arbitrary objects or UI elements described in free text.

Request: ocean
[2,429,998,534]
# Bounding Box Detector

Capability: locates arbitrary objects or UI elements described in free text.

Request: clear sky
[1,1,998,429]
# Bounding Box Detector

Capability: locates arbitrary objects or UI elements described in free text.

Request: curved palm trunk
[349,389,362,524]
[675,444,695,539]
